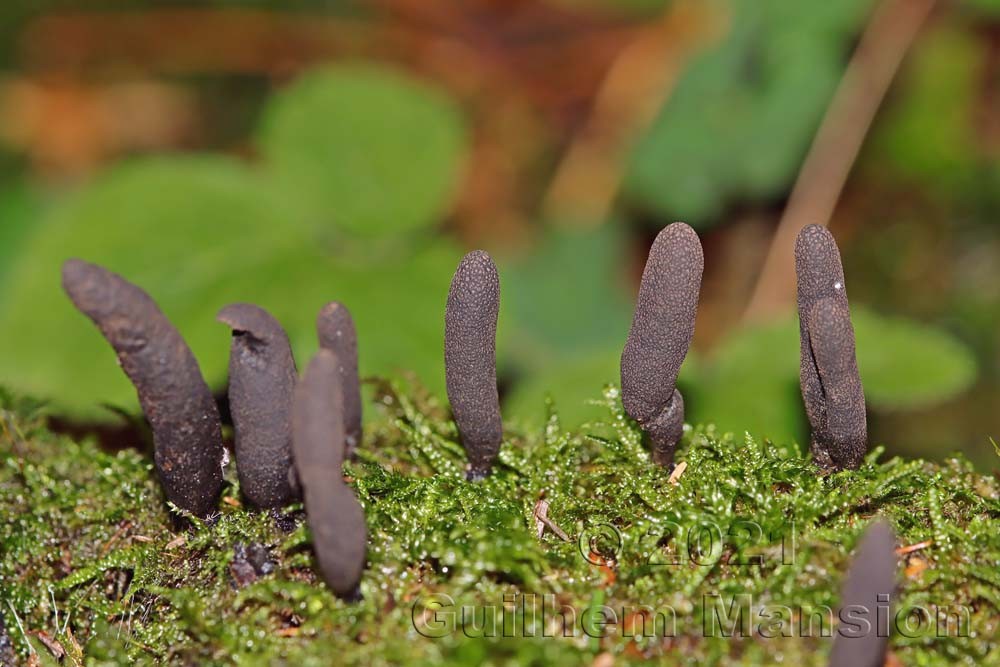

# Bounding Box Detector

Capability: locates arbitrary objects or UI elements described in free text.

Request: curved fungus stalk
[828,520,897,667]
[217,303,299,510]
[316,302,362,458]
[620,222,704,467]
[61,259,224,519]
[292,349,367,599]
[795,225,868,471]
[444,250,503,481]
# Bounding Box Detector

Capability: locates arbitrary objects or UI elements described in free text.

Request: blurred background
[0,0,997,469]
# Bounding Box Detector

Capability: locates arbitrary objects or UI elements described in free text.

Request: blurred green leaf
[551,0,669,16]
[688,318,804,445]
[217,239,463,402]
[853,308,977,409]
[504,347,699,429]
[869,25,980,189]
[0,155,466,418]
[0,156,315,416]
[625,0,872,226]
[258,64,467,239]
[0,61,476,418]
[503,348,621,428]
[960,0,1000,15]
[500,222,636,428]
[312,240,464,399]
[0,182,42,296]
[504,223,633,364]
[687,307,978,446]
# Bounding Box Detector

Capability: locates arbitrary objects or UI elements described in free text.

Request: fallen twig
[668,460,688,485]
[744,0,937,322]
[896,539,933,555]
[534,499,571,542]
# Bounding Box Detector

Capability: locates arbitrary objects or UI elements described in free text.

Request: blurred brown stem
[541,0,727,225]
[742,0,937,323]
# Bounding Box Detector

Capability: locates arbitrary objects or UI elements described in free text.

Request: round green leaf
[688,318,805,446]
[305,240,464,399]
[503,349,622,429]
[854,308,977,409]
[504,348,700,431]
[0,183,42,300]
[0,156,314,417]
[258,64,467,239]
[202,239,464,405]
[624,0,870,227]
[503,223,633,365]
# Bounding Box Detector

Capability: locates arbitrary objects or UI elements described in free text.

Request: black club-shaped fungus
[795,224,868,471]
[292,349,367,599]
[61,259,224,519]
[316,302,363,458]
[620,222,703,466]
[217,303,299,509]
[828,520,897,667]
[444,250,503,481]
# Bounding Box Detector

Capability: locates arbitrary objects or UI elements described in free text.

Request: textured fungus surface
[444,250,503,480]
[808,298,867,470]
[620,222,703,466]
[292,350,367,599]
[795,224,868,470]
[61,259,224,519]
[218,303,299,509]
[828,520,897,667]
[316,302,363,458]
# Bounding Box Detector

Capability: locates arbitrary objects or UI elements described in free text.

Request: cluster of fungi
[62,223,892,664]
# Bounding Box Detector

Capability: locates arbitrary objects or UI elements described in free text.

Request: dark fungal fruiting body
[292,350,367,599]
[795,225,867,471]
[217,303,299,509]
[316,302,362,458]
[828,520,897,667]
[444,250,503,481]
[808,298,867,469]
[62,259,224,519]
[620,222,703,467]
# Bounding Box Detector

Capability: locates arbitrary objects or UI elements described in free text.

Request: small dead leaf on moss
[534,498,548,538]
[896,539,932,555]
[668,460,688,485]
[534,498,571,542]
[591,652,614,667]
[99,520,132,556]
[905,556,929,579]
[31,630,65,660]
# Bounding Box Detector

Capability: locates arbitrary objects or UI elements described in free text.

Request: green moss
[1,383,998,666]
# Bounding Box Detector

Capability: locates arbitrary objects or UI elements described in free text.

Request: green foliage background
[0,0,995,467]
[0,5,997,664]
